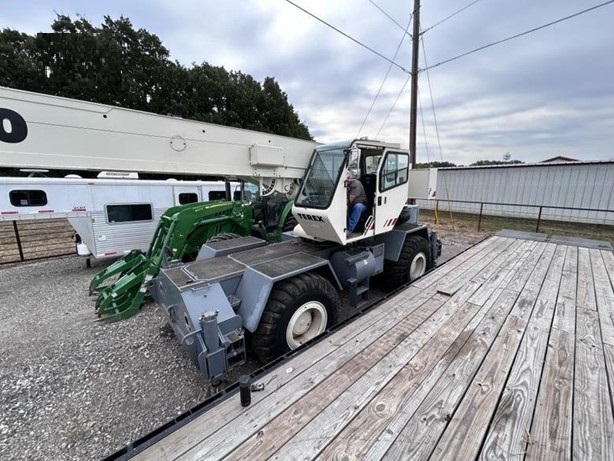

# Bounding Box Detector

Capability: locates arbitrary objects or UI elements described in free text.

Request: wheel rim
[286,301,328,349]
[409,252,427,281]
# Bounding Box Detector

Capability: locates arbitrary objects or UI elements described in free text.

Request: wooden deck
[134,234,614,460]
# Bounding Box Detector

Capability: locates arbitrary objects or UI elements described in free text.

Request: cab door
[373,150,409,235]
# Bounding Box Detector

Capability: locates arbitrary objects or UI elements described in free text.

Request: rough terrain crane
[0,86,318,318]
[1,87,441,379]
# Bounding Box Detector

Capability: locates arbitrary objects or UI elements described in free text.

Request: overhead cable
[368,0,411,37]
[357,13,413,138]
[422,0,484,34]
[376,73,411,138]
[283,0,410,73]
[423,0,614,71]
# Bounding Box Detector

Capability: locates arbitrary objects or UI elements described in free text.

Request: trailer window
[9,190,48,207]
[106,204,153,223]
[179,193,198,204]
[208,190,227,201]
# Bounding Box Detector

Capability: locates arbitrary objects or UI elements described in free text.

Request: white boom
[0,86,318,196]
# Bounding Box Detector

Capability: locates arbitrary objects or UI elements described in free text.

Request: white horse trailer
[0,176,240,260]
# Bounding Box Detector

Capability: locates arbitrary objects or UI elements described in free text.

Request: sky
[3,0,614,166]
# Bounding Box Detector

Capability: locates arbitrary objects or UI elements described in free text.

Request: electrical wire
[417,92,430,164]
[420,34,455,230]
[375,73,411,138]
[422,0,484,34]
[283,0,410,73]
[368,0,411,37]
[356,13,412,138]
[423,0,614,71]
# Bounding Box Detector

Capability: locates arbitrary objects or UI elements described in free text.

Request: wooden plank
[411,236,504,290]
[504,242,551,294]
[480,322,550,459]
[553,246,577,334]
[480,245,565,458]
[604,343,614,424]
[427,241,555,460]
[469,240,540,306]
[436,237,517,296]
[192,278,486,460]
[573,308,614,459]
[577,247,596,310]
[590,248,614,346]
[415,315,529,461]
[526,328,574,460]
[325,284,507,460]
[531,245,566,330]
[377,289,520,460]
[265,301,483,461]
[602,250,614,282]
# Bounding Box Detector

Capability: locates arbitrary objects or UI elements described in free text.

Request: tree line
[0,15,312,140]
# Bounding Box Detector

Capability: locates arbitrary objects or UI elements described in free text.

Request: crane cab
[292,139,410,243]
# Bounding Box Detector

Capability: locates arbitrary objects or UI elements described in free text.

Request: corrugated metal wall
[416,161,614,224]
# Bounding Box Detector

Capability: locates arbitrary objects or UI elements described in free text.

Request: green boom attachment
[91,200,253,322]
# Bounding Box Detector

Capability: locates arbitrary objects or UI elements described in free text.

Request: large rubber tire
[252,272,338,364]
[383,235,432,290]
[282,213,298,232]
[206,232,242,243]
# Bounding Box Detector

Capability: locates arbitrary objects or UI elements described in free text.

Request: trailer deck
[129,232,614,460]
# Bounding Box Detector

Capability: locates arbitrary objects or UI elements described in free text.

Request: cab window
[379,152,409,191]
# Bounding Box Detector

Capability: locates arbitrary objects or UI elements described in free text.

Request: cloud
[2,0,614,165]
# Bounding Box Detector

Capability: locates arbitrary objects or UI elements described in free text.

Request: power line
[422,0,484,34]
[420,35,445,163]
[376,73,411,138]
[368,0,411,37]
[357,13,412,138]
[423,0,614,71]
[283,0,409,73]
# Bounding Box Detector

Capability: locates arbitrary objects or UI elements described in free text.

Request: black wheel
[206,232,242,243]
[383,235,432,290]
[282,213,298,232]
[252,272,338,364]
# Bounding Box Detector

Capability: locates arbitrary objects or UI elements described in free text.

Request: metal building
[415,161,614,225]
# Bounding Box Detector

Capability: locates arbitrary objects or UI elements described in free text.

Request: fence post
[478,203,484,231]
[12,220,25,262]
[536,206,543,233]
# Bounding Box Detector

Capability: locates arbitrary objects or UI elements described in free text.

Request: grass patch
[421,209,614,243]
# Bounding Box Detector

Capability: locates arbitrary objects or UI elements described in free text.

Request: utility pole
[409,0,420,169]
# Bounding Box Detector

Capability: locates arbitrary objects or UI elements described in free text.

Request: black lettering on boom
[0,108,28,143]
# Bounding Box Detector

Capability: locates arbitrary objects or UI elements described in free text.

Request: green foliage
[470,159,524,166]
[415,161,457,168]
[0,14,313,140]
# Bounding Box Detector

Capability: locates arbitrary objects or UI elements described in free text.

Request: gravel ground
[0,223,487,460]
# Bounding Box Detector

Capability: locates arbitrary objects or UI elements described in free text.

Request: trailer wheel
[252,272,338,364]
[206,232,242,243]
[383,235,431,290]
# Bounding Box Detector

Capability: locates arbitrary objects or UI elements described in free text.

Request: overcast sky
[4,0,614,165]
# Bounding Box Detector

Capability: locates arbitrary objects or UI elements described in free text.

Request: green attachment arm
[93,200,253,322]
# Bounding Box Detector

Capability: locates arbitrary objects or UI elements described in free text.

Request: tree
[415,161,457,168]
[470,159,524,166]
[0,28,44,91]
[1,14,313,140]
